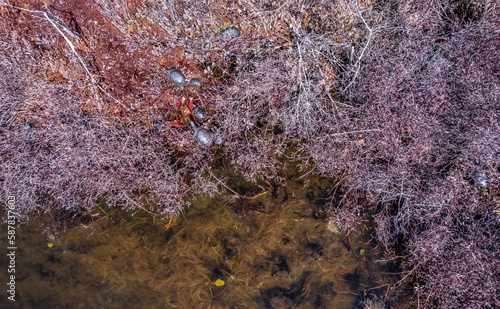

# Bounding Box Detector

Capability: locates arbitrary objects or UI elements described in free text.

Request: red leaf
[170,120,183,127]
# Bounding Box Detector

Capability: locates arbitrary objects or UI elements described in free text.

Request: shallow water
[1,176,400,308]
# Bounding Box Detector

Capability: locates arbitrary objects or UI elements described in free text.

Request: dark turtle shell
[189,78,201,87]
[192,106,208,122]
[152,123,163,133]
[190,120,213,148]
[193,127,213,148]
[20,123,33,131]
[473,170,488,189]
[219,26,240,38]
[167,69,186,87]
[213,133,226,145]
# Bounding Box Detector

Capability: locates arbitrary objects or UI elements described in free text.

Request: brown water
[1,176,399,309]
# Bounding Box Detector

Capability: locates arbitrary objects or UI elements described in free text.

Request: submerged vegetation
[2,176,397,308]
[0,0,499,307]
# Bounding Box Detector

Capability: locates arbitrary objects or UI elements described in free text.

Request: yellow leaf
[47,243,53,248]
[360,249,365,256]
[214,279,225,287]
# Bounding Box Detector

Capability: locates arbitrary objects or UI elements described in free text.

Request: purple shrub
[301,1,500,307]
[0,1,218,219]
[409,205,499,308]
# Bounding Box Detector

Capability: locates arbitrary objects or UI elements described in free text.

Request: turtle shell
[473,170,488,189]
[193,127,214,148]
[152,123,163,133]
[20,123,33,131]
[167,69,186,87]
[219,26,240,38]
[192,106,208,122]
[214,133,226,145]
[189,78,201,87]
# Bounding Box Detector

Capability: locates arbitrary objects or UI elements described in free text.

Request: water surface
[1,176,399,308]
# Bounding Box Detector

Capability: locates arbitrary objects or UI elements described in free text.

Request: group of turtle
[165,26,240,148]
[166,69,200,88]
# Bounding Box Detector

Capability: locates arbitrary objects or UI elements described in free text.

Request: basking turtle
[218,26,240,38]
[473,170,488,189]
[190,120,213,148]
[191,106,209,123]
[167,69,186,87]
[213,132,226,145]
[189,78,201,87]
[20,123,33,131]
[152,123,163,133]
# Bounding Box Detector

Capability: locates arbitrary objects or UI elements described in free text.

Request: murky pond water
[1,175,400,308]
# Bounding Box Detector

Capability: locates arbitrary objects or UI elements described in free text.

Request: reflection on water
[1,176,399,308]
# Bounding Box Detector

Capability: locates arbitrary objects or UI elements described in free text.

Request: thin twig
[318,129,381,139]
[204,164,242,197]
[343,3,374,92]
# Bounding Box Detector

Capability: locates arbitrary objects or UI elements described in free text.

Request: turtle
[473,170,488,189]
[190,120,213,148]
[213,132,226,145]
[219,26,240,38]
[189,78,201,87]
[20,123,33,131]
[152,123,163,133]
[191,106,209,123]
[167,69,186,87]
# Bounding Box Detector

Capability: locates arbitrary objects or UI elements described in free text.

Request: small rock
[219,26,240,38]
[189,78,201,87]
[167,69,186,87]
[327,217,341,234]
